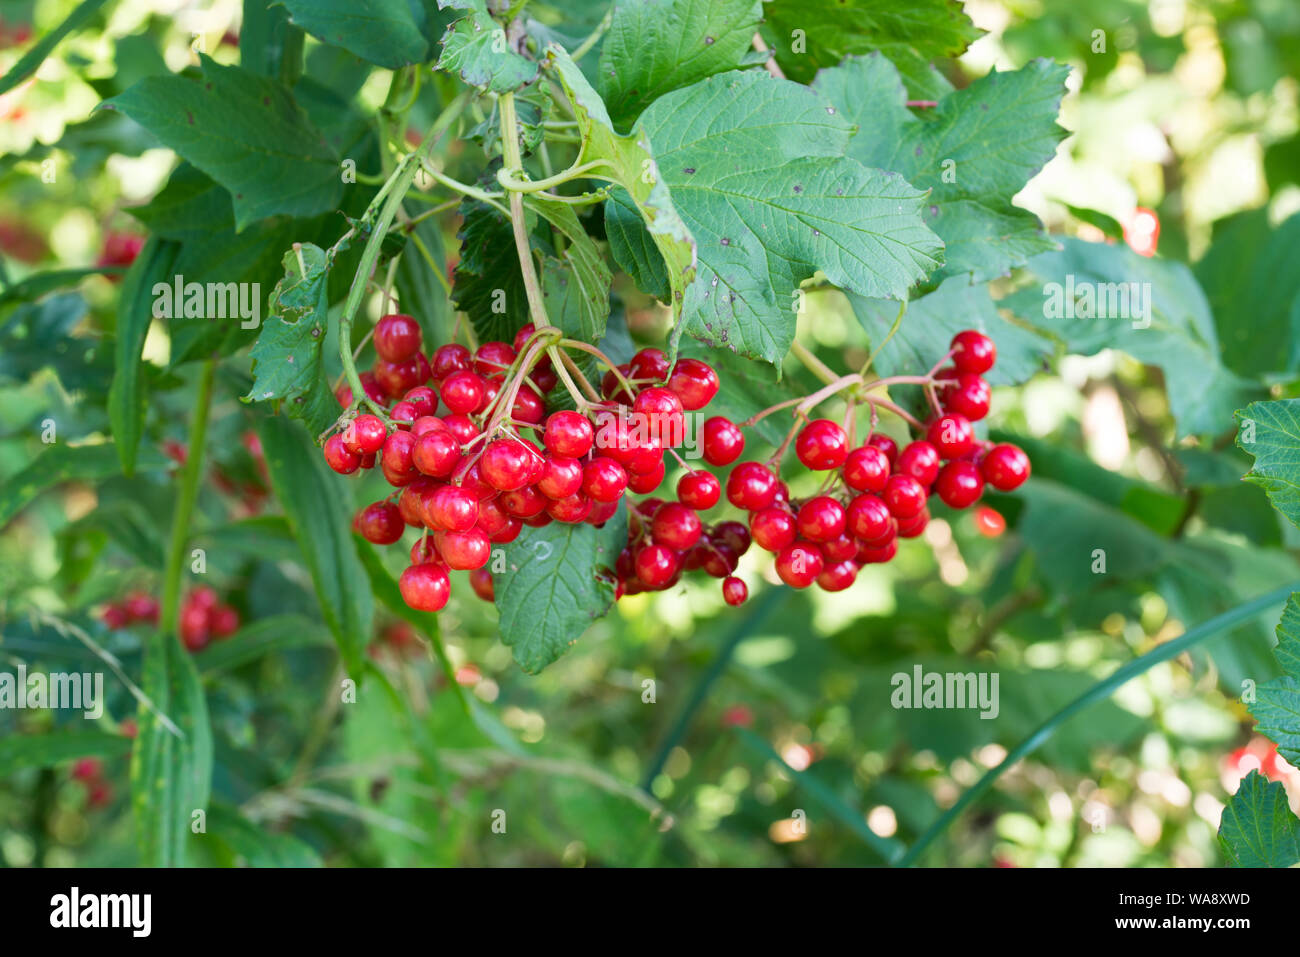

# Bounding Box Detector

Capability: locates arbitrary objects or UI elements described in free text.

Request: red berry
[941,373,991,420]
[374,313,421,362]
[629,347,671,381]
[492,517,523,542]
[677,471,721,510]
[404,385,437,411]
[858,539,898,564]
[652,502,703,550]
[410,415,448,438]
[974,505,1006,537]
[434,528,491,570]
[499,485,548,519]
[179,604,210,651]
[633,387,686,446]
[981,443,1031,491]
[627,460,666,494]
[458,461,499,501]
[951,330,996,374]
[667,358,719,410]
[399,483,429,526]
[750,506,797,552]
[469,567,495,602]
[726,462,779,510]
[842,445,890,493]
[412,430,460,478]
[124,592,159,623]
[582,457,628,502]
[795,419,849,470]
[399,563,451,611]
[823,535,858,562]
[846,494,892,541]
[431,343,473,381]
[796,496,847,543]
[210,605,240,638]
[475,341,516,377]
[883,474,927,519]
[547,493,594,523]
[100,604,129,630]
[702,416,745,467]
[425,484,480,531]
[722,576,748,606]
[381,430,417,478]
[440,370,486,414]
[356,501,406,544]
[324,434,361,474]
[896,441,941,487]
[816,561,858,592]
[713,521,752,555]
[374,354,430,397]
[926,413,975,460]
[390,401,419,427]
[935,461,984,508]
[442,414,479,446]
[537,456,584,499]
[897,508,930,538]
[635,545,680,589]
[867,433,898,465]
[480,439,535,492]
[775,542,825,588]
[544,410,595,458]
[71,758,103,782]
[512,386,546,425]
[343,414,387,455]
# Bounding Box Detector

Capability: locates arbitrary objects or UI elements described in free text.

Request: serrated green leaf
[597,0,763,129]
[0,731,132,777]
[280,0,430,69]
[493,505,628,673]
[852,277,1052,386]
[0,443,168,529]
[761,0,979,94]
[608,70,943,365]
[1218,771,1300,867]
[1001,238,1261,437]
[1251,594,1300,768]
[255,416,374,678]
[100,56,342,231]
[451,197,534,342]
[436,9,538,92]
[244,243,339,436]
[815,54,1069,283]
[1237,400,1300,528]
[130,633,212,867]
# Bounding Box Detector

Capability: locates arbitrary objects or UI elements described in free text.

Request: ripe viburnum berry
[926,413,975,459]
[750,507,797,552]
[667,358,719,410]
[374,314,421,363]
[951,330,996,375]
[651,503,703,550]
[474,341,516,377]
[722,576,748,606]
[895,441,941,487]
[634,387,686,446]
[846,494,892,542]
[343,414,387,455]
[702,416,745,466]
[434,528,491,570]
[842,445,890,493]
[480,438,535,492]
[726,462,779,510]
[981,443,1031,491]
[324,434,361,474]
[635,545,680,589]
[795,496,847,543]
[399,564,451,612]
[425,484,480,531]
[537,456,584,499]
[677,471,721,510]
[583,457,628,502]
[941,373,991,421]
[935,461,984,508]
[412,431,460,478]
[795,419,849,470]
[630,347,671,381]
[431,343,472,380]
[544,410,595,457]
[883,474,927,519]
[816,561,857,592]
[440,370,486,414]
[356,501,405,544]
[775,542,825,589]
[867,433,898,465]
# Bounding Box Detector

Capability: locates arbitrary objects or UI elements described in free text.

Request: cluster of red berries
[100,586,239,652]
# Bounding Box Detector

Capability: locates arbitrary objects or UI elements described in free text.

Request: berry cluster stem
[498,92,552,331]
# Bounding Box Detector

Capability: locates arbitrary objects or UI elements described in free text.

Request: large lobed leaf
[1218,771,1300,867]
[279,0,432,70]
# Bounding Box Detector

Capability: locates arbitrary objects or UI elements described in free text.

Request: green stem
[895,582,1299,867]
[158,359,217,636]
[570,8,612,61]
[496,159,612,193]
[790,339,839,386]
[499,92,551,329]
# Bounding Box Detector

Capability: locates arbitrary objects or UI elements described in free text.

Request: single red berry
[343,414,387,455]
[722,576,748,606]
[356,501,405,544]
[399,483,430,526]
[775,542,825,588]
[469,567,495,602]
[867,433,898,465]
[544,410,595,458]
[635,545,680,589]
[883,474,927,519]
[124,592,159,623]
[941,373,991,420]
[702,416,745,466]
[629,347,671,381]
[381,430,417,478]
[432,343,473,381]
[652,502,703,550]
[374,313,422,363]
[390,401,419,427]
[858,538,898,564]
[583,457,628,502]
[425,484,480,531]
[474,341,517,377]
[842,445,890,493]
[179,604,210,651]
[374,354,430,397]
[480,439,535,492]
[896,441,941,487]
[816,561,858,592]
[410,415,448,438]
[547,492,594,523]
[440,370,486,414]
[434,528,491,570]
[71,757,103,782]
[974,505,1006,537]
[537,456,584,499]
[100,603,129,630]
[897,508,930,538]
[634,387,686,447]
[823,535,858,562]
[981,443,1031,491]
[713,521,752,555]
[412,430,460,478]
[601,365,636,405]
[951,330,996,374]
[492,516,523,542]
[846,494,892,541]
[667,358,719,410]
[404,385,437,411]
[926,413,975,459]
[627,461,666,494]
[699,541,740,577]
[726,462,779,510]
[210,605,240,638]
[499,485,548,519]
[796,419,849,470]
[442,413,479,446]
[410,536,442,565]
[512,386,547,425]
[458,461,499,501]
[750,506,797,552]
[796,496,847,543]
[324,434,361,474]
[399,563,451,611]
[677,471,721,510]
[475,497,512,536]
[935,460,985,508]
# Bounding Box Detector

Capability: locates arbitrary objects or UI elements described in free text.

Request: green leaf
[100,56,342,231]
[255,416,373,677]
[396,200,454,344]
[1218,771,1300,867]
[1238,400,1300,529]
[1195,209,1300,380]
[852,277,1052,386]
[814,54,1069,283]
[493,505,628,673]
[195,614,332,676]
[244,243,339,436]
[0,444,168,529]
[0,731,131,777]
[130,633,213,867]
[609,70,943,365]
[0,0,110,96]
[1001,238,1261,437]
[204,802,323,866]
[280,0,430,69]
[596,0,764,129]
[0,293,112,395]
[450,197,533,343]
[532,198,612,341]
[1251,594,1300,768]
[436,9,538,92]
[761,0,980,93]
[109,238,179,476]
[545,45,697,321]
